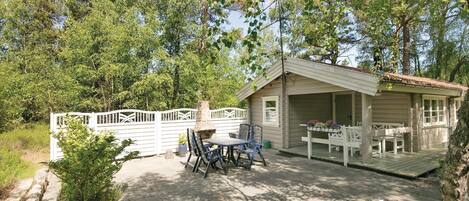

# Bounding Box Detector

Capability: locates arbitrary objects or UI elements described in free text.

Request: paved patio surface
[115,149,441,201]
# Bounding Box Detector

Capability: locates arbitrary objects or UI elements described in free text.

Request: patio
[112,149,441,201]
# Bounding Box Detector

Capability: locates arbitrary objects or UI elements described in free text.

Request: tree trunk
[449,56,467,82]
[441,93,469,200]
[402,16,411,75]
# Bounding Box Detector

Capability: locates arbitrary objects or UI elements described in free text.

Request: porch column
[360,93,373,163]
[411,94,423,152]
[247,96,252,124]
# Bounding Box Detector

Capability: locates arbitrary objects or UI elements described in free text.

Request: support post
[50,113,55,161]
[411,94,422,152]
[155,111,162,155]
[408,108,414,153]
[307,129,311,159]
[360,93,373,163]
[89,113,98,131]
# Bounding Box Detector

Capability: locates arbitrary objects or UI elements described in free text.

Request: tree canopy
[0,0,468,131]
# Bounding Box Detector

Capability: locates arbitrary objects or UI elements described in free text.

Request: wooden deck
[279,143,446,178]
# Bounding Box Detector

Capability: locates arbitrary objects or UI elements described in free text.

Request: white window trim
[454,97,463,124]
[422,95,447,127]
[262,96,279,127]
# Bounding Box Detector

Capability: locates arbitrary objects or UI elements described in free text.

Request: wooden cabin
[236,58,467,168]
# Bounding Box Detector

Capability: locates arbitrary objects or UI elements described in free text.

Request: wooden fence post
[89,113,98,131]
[155,111,162,155]
[50,113,55,161]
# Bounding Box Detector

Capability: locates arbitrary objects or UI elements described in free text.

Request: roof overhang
[236,58,380,100]
[378,83,464,97]
[236,61,283,100]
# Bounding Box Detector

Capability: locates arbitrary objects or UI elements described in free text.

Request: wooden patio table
[205,137,249,167]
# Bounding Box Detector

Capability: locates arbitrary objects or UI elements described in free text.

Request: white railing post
[89,112,98,131]
[155,111,162,155]
[50,112,56,161]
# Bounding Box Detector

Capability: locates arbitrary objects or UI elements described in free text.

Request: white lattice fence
[50,108,247,160]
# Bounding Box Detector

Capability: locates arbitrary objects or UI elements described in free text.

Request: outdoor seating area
[300,122,413,166]
[184,124,267,178]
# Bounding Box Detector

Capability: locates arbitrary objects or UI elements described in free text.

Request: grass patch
[0,124,49,197]
[0,124,49,152]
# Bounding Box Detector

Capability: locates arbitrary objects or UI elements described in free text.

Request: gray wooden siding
[286,58,380,95]
[250,79,283,148]
[286,74,347,95]
[355,92,411,125]
[372,92,411,124]
[288,93,332,147]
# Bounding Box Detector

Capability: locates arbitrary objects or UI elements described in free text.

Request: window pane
[431,100,437,110]
[265,109,276,122]
[424,111,430,118]
[424,100,430,110]
[425,117,431,123]
[266,101,276,108]
[431,111,437,122]
[439,111,444,122]
[438,100,443,111]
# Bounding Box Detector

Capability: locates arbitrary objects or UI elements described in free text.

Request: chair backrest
[187,128,192,153]
[187,129,199,156]
[340,126,362,143]
[371,122,405,129]
[250,124,263,144]
[193,131,209,163]
[238,123,251,140]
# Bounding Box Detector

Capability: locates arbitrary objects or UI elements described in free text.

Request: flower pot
[178,144,188,156]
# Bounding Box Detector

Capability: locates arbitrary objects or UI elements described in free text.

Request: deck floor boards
[279,144,446,178]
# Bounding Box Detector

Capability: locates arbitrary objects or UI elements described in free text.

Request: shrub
[49,118,138,201]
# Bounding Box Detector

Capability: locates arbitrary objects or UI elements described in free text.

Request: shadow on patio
[115,150,441,201]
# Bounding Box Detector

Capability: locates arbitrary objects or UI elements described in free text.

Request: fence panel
[50,108,247,160]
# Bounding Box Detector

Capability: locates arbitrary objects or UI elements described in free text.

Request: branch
[449,56,467,82]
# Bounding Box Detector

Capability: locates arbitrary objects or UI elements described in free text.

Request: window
[262,96,279,126]
[423,96,446,126]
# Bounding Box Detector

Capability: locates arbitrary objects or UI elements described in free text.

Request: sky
[225,9,360,67]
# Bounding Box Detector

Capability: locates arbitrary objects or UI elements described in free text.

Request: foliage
[0,148,35,195]
[178,133,187,145]
[49,118,138,201]
[0,124,49,197]
[0,0,258,131]
[441,93,469,200]
[0,124,50,151]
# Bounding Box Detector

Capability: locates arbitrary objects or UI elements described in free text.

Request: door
[335,94,353,125]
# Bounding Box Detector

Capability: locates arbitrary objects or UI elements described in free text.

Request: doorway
[333,93,355,126]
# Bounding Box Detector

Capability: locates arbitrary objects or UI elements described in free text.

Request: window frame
[262,96,279,127]
[422,95,447,127]
[454,98,463,124]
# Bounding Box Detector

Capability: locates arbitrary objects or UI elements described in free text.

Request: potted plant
[178,133,188,156]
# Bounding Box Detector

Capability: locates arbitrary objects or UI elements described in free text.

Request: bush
[49,118,138,201]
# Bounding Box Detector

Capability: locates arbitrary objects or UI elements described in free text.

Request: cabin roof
[381,73,468,91]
